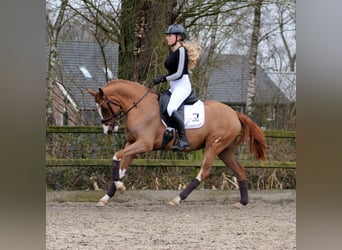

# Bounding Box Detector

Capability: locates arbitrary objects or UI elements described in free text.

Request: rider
[153,23,202,151]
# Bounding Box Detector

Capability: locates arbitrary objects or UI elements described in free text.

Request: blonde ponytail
[181,40,202,70]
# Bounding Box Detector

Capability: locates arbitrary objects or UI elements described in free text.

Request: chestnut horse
[87,79,266,207]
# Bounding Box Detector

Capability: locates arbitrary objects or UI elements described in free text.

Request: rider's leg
[167,76,191,151]
[170,110,189,150]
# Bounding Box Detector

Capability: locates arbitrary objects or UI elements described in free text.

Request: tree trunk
[46,38,58,126]
[119,0,176,83]
[246,0,262,117]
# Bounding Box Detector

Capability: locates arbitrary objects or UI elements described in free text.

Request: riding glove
[153,76,167,85]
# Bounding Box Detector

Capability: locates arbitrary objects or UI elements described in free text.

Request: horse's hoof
[168,198,180,207]
[96,200,108,207]
[118,185,126,193]
[233,202,246,209]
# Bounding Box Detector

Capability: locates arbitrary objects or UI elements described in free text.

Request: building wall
[52,84,82,126]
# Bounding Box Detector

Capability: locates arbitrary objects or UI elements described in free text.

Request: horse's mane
[105,79,158,95]
[105,79,140,87]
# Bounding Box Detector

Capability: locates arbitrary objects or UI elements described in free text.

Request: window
[231,105,244,113]
[267,106,275,121]
[60,108,68,126]
[79,66,92,78]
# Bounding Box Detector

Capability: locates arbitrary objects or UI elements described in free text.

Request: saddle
[158,90,204,150]
[158,89,198,128]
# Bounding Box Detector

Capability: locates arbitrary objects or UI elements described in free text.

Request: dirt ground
[46,189,296,250]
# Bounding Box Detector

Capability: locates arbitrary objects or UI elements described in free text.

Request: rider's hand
[153,76,167,85]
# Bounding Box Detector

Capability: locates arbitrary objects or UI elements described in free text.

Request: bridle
[98,93,121,124]
[98,88,153,126]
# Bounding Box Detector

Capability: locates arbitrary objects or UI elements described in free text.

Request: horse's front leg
[96,153,134,207]
[114,139,153,160]
[97,140,152,207]
[111,140,153,190]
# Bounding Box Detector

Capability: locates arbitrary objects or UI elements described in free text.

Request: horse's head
[86,88,121,135]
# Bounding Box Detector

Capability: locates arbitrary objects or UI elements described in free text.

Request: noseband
[98,93,121,124]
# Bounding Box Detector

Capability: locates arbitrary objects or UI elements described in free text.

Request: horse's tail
[235,112,267,161]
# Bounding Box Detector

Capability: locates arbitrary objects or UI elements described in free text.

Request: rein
[125,88,153,114]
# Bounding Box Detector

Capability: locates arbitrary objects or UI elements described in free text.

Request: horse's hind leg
[218,146,249,206]
[169,149,217,206]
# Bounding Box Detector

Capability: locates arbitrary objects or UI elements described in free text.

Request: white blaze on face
[96,103,110,134]
[113,125,119,132]
[102,124,110,134]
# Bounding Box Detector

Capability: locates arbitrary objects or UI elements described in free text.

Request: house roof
[55,41,119,110]
[267,71,296,102]
[206,54,290,104]
[53,42,289,112]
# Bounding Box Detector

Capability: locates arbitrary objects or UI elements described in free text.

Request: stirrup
[172,142,190,151]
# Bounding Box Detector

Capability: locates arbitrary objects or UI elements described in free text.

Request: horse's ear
[86,88,96,97]
[98,88,104,97]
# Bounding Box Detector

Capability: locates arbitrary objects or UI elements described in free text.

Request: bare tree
[66,0,255,85]
[277,1,296,72]
[46,0,69,125]
[177,1,254,99]
[67,0,176,83]
[194,13,219,100]
[256,0,296,129]
[119,0,177,83]
[48,0,295,129]
[246,0,262,117]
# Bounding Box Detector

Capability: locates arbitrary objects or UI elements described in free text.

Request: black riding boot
[171,110,190,151]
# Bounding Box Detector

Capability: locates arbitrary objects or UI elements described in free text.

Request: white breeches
[167,74,191,117]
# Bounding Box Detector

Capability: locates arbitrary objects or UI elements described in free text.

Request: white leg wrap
[100,194,110,202]
[113,153,121,161]
[114,181,124,189]
[169,195,181,206]
[114,180,126,193]
[119,169,127,179]
[196,170,202,182]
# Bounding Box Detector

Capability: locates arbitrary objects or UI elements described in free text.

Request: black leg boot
[171,110,190,151]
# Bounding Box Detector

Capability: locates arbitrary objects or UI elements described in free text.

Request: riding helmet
[165,24,186,40]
